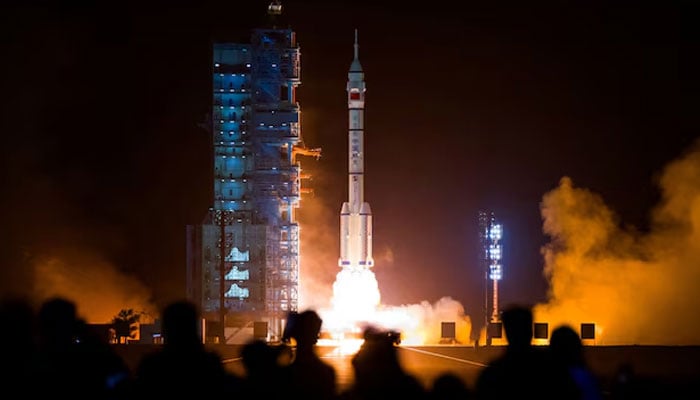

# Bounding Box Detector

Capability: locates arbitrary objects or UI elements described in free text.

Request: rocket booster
[339,30,373,270]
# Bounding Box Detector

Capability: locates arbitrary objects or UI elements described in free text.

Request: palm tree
[112,309,142,344]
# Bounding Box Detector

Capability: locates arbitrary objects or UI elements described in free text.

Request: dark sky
[1,0,696,324]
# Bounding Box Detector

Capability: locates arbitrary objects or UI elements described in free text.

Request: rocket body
[339,31,373,270]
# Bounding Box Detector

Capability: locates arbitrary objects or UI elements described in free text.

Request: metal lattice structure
[186,2,319,342]
[479,210,504,339]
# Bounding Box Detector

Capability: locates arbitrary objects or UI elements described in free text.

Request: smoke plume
[297,185,338,311]
[375,296,473,345]
[534,138,700,344]
[32,248,156,324]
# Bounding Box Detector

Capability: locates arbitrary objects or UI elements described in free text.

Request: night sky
[1,0,696,329]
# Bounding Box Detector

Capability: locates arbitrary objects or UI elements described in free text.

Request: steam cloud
[373,297,473,345]
[534,138,700,344]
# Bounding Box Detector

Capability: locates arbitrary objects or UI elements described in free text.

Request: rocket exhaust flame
[329,269,380,328]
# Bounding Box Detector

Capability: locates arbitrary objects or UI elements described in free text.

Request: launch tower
[186,1,320,343]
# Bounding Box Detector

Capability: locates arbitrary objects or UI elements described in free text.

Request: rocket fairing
[339,30,374,271]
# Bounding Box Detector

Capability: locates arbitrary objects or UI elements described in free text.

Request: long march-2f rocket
[339,30,373,271]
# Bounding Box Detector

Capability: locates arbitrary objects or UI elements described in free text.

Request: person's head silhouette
[550,324,584,365]
[38,297,81,347]
[161,300,201,346]
[501,305,533,349]
[294,310,322,348]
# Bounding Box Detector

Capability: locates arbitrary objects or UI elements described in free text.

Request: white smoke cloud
[374,296,473,345]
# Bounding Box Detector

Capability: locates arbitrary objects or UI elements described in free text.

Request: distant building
[138,321,163,344]
[86,323,117,344]
[186,1,318,343]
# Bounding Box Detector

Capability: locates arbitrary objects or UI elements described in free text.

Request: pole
[219,210,227,343]
[492,279,499,322]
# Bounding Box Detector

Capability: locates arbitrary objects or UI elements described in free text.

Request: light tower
[479,211,504,339]
[487,218,503,322]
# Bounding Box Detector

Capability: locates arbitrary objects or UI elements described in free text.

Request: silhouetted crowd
[0,296,661,400]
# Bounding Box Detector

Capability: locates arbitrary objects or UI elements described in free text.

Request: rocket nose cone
[350,29,362,72]
[349,59,363,73]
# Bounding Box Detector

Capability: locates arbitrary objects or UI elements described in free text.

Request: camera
[363,327,401,345]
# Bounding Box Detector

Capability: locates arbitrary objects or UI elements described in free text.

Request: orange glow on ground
[318,336,365,356]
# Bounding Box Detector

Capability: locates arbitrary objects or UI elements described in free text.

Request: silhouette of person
[282,310,338,400]
[609,363,639,400]
[339,326,427,400]
[474,304,576,400]
[239,338,289,398]
[0,296,37,397]
[132,300,239,398]
[550,325,604,400]
[430,372,473,399]
[33,296,131,399]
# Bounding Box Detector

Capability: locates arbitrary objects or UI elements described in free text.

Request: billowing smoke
[32,248,156,324]
[297,179,338,311]
[373,297,473,345]
[534,139,700,344]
